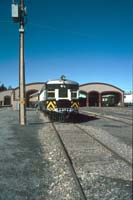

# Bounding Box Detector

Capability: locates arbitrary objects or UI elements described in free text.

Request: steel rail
[76,124,132,168]
[79,110,132,126]
[51,122,87,200]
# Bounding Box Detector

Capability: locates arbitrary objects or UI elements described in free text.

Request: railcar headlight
[60,84,66,88]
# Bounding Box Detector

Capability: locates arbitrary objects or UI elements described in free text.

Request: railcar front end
[39,78,79,121]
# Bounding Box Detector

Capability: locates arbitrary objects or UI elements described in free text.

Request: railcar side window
[59,88,67,98]
[47,89,55,98]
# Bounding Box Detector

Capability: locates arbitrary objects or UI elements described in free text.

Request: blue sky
[0,0,133,92]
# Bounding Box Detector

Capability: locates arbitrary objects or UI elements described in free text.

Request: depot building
[0,82,124,109]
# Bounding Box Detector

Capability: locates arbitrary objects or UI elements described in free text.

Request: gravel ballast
[39,113,81,200]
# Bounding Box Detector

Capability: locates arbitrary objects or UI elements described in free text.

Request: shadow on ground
[69,113,99,123]
[51,113,99,123]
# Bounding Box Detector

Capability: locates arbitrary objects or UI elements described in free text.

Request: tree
[8,85,12,90]
[0,84,7,92]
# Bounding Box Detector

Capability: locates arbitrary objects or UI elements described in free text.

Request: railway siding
[80,109,132,125]
[76,124,132,164]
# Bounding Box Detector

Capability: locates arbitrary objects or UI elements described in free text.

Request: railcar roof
[47,79,79,85]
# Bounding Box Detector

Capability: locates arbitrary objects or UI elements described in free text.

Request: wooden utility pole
[12,0,27,125]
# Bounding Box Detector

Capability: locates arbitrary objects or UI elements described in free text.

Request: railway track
[79,107,132,125]
[75,124,132,167]
[46,116,132,199]
[51,122,87,200]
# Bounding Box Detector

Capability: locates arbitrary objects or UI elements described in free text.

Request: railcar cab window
[46,84,55,99]
[59,85,67,98]
[71,90,77,99]
[47,89,55,98]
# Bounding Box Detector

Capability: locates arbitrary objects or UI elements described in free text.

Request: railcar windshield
[59,88,68,98]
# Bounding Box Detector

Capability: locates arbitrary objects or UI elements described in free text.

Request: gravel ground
[0,109,51,200]
[0,109,81,200]
[54,121,132,200]
[0,108,132,200]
